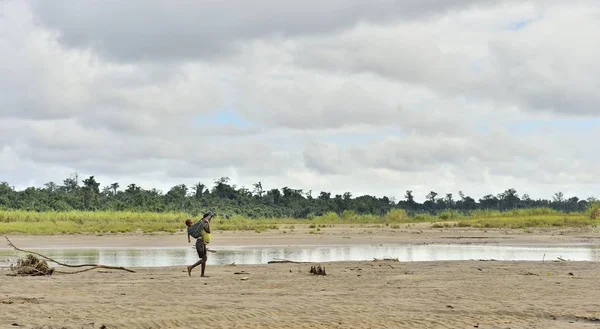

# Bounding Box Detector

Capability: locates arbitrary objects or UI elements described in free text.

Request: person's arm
[205,222,211,234]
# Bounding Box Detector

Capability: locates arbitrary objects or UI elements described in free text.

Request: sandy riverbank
[1,259,599,329]
[1,226,600,328]
[2,225,600,249]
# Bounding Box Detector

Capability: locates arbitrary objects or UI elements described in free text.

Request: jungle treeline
[0,174,596,218]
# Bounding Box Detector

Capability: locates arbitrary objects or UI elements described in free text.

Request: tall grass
[0,210,188,234]
[469,208,561,218]
[457,216,594,229]
[456,207,597,229]
[0,207,598,235]
[587,201,600,220]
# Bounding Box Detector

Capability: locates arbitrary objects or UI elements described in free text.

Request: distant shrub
[413,213,435,221]
[588,201,600,220]
[438,210,462,220]
[383,209,408,222]
[341,210,358,221]
[314,211,340,223]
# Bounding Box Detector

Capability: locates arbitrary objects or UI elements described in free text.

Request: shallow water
[1,243,598,268]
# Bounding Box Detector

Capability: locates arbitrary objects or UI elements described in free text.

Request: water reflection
[0,244,598,268]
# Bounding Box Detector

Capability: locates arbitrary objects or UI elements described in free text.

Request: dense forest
[0,174,596,218]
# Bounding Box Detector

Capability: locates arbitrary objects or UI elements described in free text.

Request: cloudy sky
[1,0,599,202]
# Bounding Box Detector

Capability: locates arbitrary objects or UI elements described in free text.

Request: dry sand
[1,226,600,329]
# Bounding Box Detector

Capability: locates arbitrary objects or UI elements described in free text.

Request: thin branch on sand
[4,236,135,274]
[267,258,310,264]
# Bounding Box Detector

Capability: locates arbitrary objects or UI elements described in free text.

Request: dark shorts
[195,239,207,260]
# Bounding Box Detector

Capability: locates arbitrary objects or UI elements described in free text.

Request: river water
[1,243,598,268]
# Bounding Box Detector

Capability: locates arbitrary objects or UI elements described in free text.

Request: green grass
[456,213,595,229]
[0,207,598,235]
[454,205,600,229]
[0,210,188,234]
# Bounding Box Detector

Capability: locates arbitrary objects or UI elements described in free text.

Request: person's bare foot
[200,275,210,278]
[187,266,192,276]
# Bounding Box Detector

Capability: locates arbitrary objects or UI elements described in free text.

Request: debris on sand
[309,265,326,276]
[9,254,54,276]
[4,236,135,274]
[373,257,399,262]
[268,258,308,264]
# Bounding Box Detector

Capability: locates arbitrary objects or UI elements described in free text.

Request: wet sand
[3,224,600,249]
[1,226,599,329]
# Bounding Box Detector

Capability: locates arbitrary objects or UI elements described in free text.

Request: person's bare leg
[200,257,208,277]
[187,260,203,276]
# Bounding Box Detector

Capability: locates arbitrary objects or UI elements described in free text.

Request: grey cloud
[1,2,225,123]
[301,126,600,187]
[28,0,504,63]
[166,144,294,179]
[468,128,545,163]
[0,147,75,188]
[302,141,358,175]
[0,28,91,120]
[394,106,473,136]
[240,81,398,130]
[3,117,292,180]
[289,2,600,117]
[355,135,474,172]
[301,134,474,175]
[235,65,479,132]
[479,31,600,116]
[294,28,469,90]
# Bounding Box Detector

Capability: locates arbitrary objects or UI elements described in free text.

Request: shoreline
[2,226,599,328]
[2,225,600,249]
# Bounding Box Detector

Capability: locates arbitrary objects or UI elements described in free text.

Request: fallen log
[5,236,136,274]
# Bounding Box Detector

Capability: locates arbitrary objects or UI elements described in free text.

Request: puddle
[0,244,598,268]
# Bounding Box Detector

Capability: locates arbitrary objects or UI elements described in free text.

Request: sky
[1,0,599,202]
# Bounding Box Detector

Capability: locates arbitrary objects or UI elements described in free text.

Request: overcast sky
[1,1,599,202]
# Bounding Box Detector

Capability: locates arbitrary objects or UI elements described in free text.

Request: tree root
[5,236,136,275]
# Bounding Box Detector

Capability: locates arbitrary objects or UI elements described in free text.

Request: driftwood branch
[5,236,135,273]
[55,267,113,275]
[267,258,310,264]
[372,257,399,262]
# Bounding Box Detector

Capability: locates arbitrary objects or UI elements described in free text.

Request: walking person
[185,212,213,277]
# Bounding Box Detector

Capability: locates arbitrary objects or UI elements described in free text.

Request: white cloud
[0,0,599,202]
